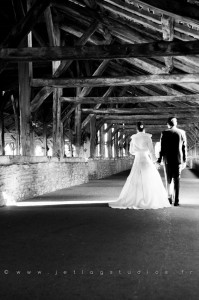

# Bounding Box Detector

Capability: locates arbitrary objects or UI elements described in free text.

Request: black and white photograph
[0,0,199,299]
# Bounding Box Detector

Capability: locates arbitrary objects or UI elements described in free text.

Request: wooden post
[162,15,174,72]
[61,121,65,157]
[11,95,20,155]
[100,123,105,158]
[0,108,5,155]
[75,62,82,156]
[43,117,47,156]
[0,116,4,155]
[0,91,6,155]
[30,121,35,156]
[107,127,112,158]
[45,15,63,158]
[18,1,33,156]
[125,135,129,156]
[18,61,32,156]
[46,15,63,159]
[90,115,96,158]
[120,133,124,157]
[53,89,62,158]
[114,126,119,158]
[75,104,82,156]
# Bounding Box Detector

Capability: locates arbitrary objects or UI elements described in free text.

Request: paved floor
[0,167,199,299]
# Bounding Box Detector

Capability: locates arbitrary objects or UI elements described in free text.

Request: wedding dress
[109,132,171,209]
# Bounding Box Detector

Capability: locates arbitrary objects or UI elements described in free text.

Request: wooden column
[0,92,5,155]
[162,15,174,72]
[75,62,82,156]
[30,126,35,156]
[107,127,112,158]
[100,124,105,158]
[118,131,123,157]
[61,121,65,157]
[120,133,124,157]
[114,126,119,158]
[47,15,63,158]
[53,89,62,158]
[90,115,96,158]
[18,1,33,156]
[18,61,32,156]
[75,104,82,156]
[11,95,20,155]
[125,136,130,156]
[43,117,47,156]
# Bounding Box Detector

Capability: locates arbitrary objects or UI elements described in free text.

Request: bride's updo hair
[137,121,145,132]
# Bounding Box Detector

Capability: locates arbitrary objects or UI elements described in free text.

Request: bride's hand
[154,162,161,169]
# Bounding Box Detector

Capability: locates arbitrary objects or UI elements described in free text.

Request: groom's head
[167,117,177,128]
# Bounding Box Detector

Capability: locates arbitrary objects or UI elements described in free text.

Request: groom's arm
[157,132,164,164]
[182,131,187,163]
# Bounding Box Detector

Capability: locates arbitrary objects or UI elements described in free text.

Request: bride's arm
[129,137,136,155]
[147,135,157,162]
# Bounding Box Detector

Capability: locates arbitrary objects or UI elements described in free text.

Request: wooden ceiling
[1,0,199,149]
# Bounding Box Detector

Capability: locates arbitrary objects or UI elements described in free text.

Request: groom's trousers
[164,163,181,203]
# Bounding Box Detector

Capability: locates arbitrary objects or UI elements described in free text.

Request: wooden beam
[43,114,47,156]
[53,20,99,78]
[51,22,63,158]
[162,15,174,73]
[44,6,56,47]
[97,114,199,120]
[11,95,20,155]
[115,124,188,129]
[0,92,7,155]
[124,0,199,21]
[3,40,199,61]
[31,73,199,88]
[62,59,110,122]
[18,61,32,156]
[81,86,113,129]
[121,57,199,94]
[99,0,199,29]
[82,107,199,114]
[31,87,54,112]
[100,124,106,158]
[82,0,97,9]
[0,0,51,48]
[90,115,96,158]
[0,0,50,75]
[74,62,82,156]
[52,88,62,158]
[105,120,197,127]
[60,94,199,104]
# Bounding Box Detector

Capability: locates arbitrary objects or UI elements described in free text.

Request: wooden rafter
[82,107,199,114]
[53,20,99,78]
[62,59,110,122]
[31,73,199,88]
[60,94,199,104]
[0,0,51,48]
[2,40,199,61]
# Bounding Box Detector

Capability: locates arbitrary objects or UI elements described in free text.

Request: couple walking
[109,117,187,210]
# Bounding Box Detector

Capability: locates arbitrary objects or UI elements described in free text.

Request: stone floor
[0,167,199,299]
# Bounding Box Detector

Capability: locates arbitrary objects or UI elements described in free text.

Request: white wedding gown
[109,132,171,209]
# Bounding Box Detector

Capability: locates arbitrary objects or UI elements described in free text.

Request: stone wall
[190,158,199,171]
[0,156,133,206]
[88,157,133,180]
[0,156,89,206]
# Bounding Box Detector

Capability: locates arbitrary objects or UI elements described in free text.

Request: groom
[157,117,187,206]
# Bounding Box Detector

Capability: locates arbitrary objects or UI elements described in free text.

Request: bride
[109,121,171,209]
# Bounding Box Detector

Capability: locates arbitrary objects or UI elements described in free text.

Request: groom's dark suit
[157,125,187,205]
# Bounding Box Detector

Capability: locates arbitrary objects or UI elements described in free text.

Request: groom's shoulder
[161,129,170,135]
[174,127,186,135]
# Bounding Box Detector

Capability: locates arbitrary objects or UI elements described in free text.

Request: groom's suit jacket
[158,126,187,165]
